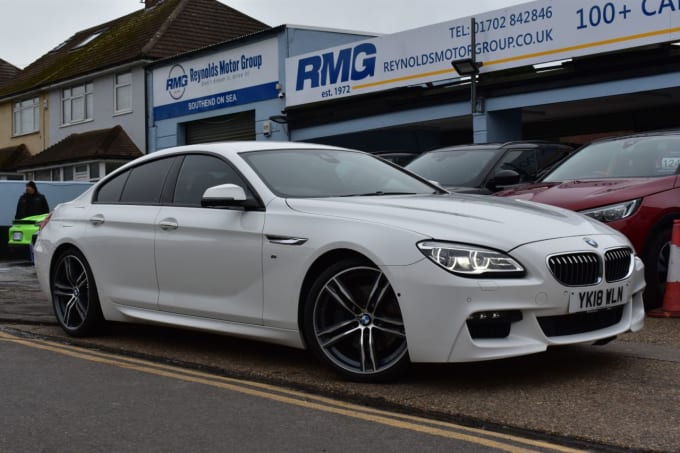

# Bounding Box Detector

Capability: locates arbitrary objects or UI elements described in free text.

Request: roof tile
[0,59,21,90]
[0,0,269,98]
[14,126,143,169]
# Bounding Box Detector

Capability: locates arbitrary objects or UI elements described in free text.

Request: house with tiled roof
[0,0,269,181]
[0,59,20,90]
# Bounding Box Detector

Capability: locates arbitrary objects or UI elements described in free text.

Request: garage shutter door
[185,110,255,144]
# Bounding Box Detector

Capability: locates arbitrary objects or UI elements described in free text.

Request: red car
[496,131,680,310]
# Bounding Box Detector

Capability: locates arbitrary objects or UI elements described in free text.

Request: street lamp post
[451,17,483,114]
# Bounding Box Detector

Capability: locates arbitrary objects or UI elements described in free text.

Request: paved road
[6,331,554,453]
[2,260,679,452]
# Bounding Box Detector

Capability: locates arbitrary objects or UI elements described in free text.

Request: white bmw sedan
[34,142,645,381]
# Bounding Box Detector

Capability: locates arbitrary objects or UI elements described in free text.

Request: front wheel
[643,227,671,310]
[51,248,104,337]
[303,259,409,382]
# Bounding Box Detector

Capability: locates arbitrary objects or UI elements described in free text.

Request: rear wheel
[643,228,671,310]
[303,259,409,382]
[51,248,104,336]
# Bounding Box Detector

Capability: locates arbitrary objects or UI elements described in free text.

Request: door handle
[159,219,178,231]
[89,214,105,225]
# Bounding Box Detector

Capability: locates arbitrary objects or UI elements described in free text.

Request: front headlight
[417,241,525,277]
[580,199,641,223]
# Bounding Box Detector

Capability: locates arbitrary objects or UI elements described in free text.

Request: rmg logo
[165,64,188,100]
[295,43,376,91]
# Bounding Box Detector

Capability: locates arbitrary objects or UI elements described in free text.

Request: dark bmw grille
[605,248,633,282]
[548,253,601,286]
[538,306,624,337]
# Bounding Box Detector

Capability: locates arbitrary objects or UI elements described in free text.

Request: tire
[303,258,410,382]
[642,227,671,311]
[50,248,104,337]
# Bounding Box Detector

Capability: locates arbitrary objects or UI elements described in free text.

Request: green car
[8,213,48,248]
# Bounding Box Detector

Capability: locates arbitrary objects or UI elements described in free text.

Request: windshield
[405,149,498,186]
[544,136,680,182]
[241,149,440,198]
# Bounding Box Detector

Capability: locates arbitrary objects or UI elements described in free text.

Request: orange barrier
[648,219,680,318]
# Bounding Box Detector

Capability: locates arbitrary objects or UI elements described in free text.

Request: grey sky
[0,0,528,69]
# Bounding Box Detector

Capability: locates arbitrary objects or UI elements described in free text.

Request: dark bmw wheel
[303,259,409,382]
[51,248,104,337]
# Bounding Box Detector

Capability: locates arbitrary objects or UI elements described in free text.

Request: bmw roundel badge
[584,237,599,248]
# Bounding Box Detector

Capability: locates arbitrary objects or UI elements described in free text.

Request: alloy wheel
[311,265,408,378]
[52,253,93,332]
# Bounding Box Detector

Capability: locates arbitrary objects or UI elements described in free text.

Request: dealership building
[148,0,680,153]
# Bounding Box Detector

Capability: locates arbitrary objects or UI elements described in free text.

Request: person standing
[15,180,49,220]
[14,181,49,264]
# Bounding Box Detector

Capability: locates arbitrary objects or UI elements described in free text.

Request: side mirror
[491,169,521,187]
[201,184,259,210]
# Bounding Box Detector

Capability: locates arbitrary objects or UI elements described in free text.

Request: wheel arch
[297,248,374,346]
[643,212,680,254]
[49,243,85,280]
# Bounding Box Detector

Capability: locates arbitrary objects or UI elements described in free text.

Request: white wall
[48,66,147,152]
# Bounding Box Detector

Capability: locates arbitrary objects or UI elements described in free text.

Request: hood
[496,177,676,211]
[286,194,620,251]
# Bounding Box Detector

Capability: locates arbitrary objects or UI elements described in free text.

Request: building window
[51,168,61,181]
[63,166,74,181]
[114,72,132,114]
[74,164,89,181]
[89,163,100,180]
[13,98,40,136]
[73,30,105,49]
[34,169,51,181]
[62,82,93,125]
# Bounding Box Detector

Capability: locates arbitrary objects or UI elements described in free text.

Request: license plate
[12,232,22,241]
[661,157,680,170]
[568,284,627,313]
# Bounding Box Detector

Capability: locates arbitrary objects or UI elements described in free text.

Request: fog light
[466,310,522,339]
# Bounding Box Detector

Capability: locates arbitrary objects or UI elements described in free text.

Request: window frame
[12,97,40,136]
[61,82,94,125]
[113,72,132,115]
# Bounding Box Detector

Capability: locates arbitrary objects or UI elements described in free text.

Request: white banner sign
[153,39,279,120]
[285,0,680,106]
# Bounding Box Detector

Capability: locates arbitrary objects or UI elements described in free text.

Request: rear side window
[120,158,175,204]
[173,154,249,206]
[96,171,129,203]
[95,157,175,204]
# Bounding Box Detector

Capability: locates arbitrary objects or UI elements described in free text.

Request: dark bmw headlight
[417,241,525,277]
[580,199,641,223]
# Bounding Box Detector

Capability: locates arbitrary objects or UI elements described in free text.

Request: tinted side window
[173,154,249,206]
[96,170,129,203]
[120,158,175,204]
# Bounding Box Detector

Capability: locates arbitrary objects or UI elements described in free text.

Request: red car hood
[496,176,677,210]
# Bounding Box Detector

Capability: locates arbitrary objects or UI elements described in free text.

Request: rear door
[83,157,178,310]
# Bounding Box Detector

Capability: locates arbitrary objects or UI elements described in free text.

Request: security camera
[278,92,285,99]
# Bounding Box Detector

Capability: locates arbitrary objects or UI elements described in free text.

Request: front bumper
[384,235,646,363]
[8,225,39,246]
